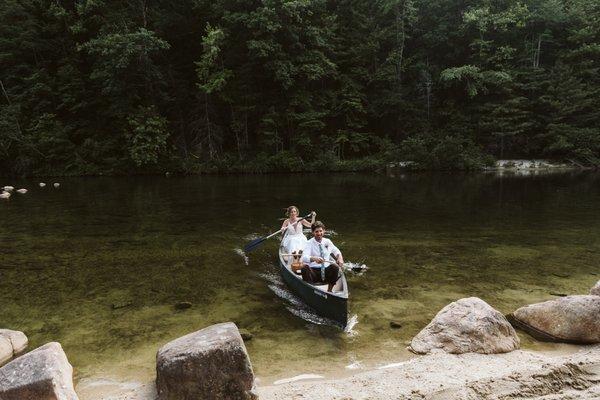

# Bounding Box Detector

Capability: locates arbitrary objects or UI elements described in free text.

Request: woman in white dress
[281,206,315,253]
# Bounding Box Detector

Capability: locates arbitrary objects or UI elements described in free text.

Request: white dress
[281,219,308,253]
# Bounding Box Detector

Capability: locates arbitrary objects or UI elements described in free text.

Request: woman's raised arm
[301,211,316,227]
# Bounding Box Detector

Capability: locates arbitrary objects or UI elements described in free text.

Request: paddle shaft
[281,254,341,266]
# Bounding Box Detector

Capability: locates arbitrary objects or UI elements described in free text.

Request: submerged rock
[409,297,520,354]
[389,321,403,329]
[239,329,253,341]
[0,329,28,365]
[0,342,78,400]
[508,295,600,344]
[591,280,600,296]
[110,301,132,310]
[549,292,567,297]
[174,301,192,310]
[156,322,256,400]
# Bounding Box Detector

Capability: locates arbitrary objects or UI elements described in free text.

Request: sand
[76,345,600,400]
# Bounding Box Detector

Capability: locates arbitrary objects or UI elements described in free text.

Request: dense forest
[1,0,599,175]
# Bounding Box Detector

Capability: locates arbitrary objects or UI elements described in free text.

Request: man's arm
[301,241,324,265]
[329,240,344,266]
[301,241,312,264]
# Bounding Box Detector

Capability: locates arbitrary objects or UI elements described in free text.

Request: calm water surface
[1,172,599,384]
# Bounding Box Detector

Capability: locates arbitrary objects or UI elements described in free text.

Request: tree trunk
[0,79,24,137]
[204,93,215,160]
[395,2,406,86]
[534,34,542,68]
[140,0,147,28]
[394,1,408,141]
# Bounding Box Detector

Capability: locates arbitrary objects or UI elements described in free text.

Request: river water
[0,171,598,385]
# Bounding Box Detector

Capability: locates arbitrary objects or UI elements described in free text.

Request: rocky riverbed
[3,281,599,400]
[75,345,600,400]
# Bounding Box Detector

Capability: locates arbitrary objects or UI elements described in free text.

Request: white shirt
[301,237,341,268]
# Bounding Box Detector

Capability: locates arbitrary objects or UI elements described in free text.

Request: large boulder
[156,322,256,400]
[0,342,78,400]
[0,329,28,365]
[508,295,600,343]
[591,280,600,296]
[409,297,520,354]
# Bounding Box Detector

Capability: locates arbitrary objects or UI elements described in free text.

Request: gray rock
[0,329,28,366]
[0,342,78,400]
[508,295,600,344]
[591,280,600,296]
[409,297,520,354]
[156,322,256,400]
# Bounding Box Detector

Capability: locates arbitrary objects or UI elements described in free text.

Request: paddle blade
[244,237,266,253]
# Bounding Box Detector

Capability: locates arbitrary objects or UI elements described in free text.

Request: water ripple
[343,262,368,275]
[233,248,249,265]
[345,314,359,336]
[263,274,341,327]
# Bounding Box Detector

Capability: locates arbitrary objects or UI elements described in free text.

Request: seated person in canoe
[300,221,344,292]
[281,206,315,254]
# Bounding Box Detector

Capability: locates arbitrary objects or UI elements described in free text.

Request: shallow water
[0,172,599,385]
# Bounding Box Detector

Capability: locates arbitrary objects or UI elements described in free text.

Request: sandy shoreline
[76,345,600,400]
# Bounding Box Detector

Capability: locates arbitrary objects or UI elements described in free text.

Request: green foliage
[1,0,600,175]
[400,134,494,170]
[196,24,231,94]
[126,107,170,166]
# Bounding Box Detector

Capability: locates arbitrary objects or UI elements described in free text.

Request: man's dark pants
[300,264,340,286]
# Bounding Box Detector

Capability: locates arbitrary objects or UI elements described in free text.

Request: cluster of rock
[0,323,255,400]
[0,183,60,200]
[1,280,597,399]
[494,159,573,170]
[408,280,600,355]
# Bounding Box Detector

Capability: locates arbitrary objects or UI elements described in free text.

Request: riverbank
[75,345,600,400]
[1,158,585,178]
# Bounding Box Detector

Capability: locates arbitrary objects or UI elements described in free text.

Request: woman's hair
[311,221,325,231]
[286,205,299,217]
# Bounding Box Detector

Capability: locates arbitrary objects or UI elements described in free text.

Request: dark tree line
[1,0,599,175]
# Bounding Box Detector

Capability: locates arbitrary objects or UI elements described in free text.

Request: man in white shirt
[301,221,344,292]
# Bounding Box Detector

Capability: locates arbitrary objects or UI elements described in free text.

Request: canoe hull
[278,257,348,327]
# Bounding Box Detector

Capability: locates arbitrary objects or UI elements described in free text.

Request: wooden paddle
[244,212,313,253]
